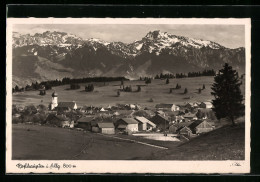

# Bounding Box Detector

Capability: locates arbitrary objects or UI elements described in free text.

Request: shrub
[166,78,169,84]
[184,88,188,94]
[85,84,94,92]
[70,83,80,90]
[148,98,154,102]
[12,117,21,124]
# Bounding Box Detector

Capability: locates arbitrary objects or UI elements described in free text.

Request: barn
[116,118,138,133]
[76,117,95,131]
[188,120,213,134]
[177,126,193,137]
[134,116,156,131]
[97,123,115,134]
[150,114,170,131]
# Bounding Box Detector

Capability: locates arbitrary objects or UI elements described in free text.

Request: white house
[116,118,139,133]
[135,116,156,131]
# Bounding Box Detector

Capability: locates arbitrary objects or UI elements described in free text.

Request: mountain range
[12,30,245,87]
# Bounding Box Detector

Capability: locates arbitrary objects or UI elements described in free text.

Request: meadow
[12,76,245,108]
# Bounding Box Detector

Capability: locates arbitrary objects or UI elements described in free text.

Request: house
[45,114,70,127]
[185,103,193,109]
[57,101,77,111]
[188,120,213,134]
[113,111,120,116]
[100,107,107,112]
[135,116,156,131]
[129,104,136,110]
[183,113,198,121]
[150,114,171,131]
[115,118,139,133]
[97,122,115,134]
[76,116,95,131]
[155,104,180,111]
[200,102,213,109]
[177,126,193,137]
[173,115,184,123]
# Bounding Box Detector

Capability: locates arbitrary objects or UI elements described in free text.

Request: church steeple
[50,91,58,110]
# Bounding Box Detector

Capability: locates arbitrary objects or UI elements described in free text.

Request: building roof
[177,126,192,132]
[117,124,127,129]
[97,122,114,128]
[134,117,156,127]
[188,120,204,130]
[119,118,138,124]
[175,122,191,128]
[135,116,149,123]
[183,113,196,118]
[201,102,213,105]
[156,110,165,115]
[150,114,170,125]
[57,102,76,109]
[77,117,95,123]
[155,104,173,108]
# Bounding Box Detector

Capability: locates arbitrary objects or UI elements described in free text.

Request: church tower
[51,91,58,110]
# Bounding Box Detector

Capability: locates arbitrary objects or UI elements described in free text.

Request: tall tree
[211,63,244,125]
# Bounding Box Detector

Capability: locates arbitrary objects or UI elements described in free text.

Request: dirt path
[71,132,94,159]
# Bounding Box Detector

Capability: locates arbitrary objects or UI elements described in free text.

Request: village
[13,90,217,142]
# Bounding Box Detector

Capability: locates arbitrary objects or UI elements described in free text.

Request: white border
[6,18,251,174]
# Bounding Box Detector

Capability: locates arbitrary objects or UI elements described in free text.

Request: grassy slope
[12,124,163,160]
[146,123,245,160]
[12,76,246,108]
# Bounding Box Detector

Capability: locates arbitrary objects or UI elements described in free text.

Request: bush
[166,78,169,84]
[198,88,201,94]
[85,84,94,92]
[70,83,80,90]
[145,78,152,84]
[137,86,141,92]
[12,117,21,124]
[184,88,188,94]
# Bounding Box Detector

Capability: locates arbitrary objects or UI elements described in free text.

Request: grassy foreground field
[13,76,247,108]
[12,122,245,160]
[145,123,245,160]
[12,124,167,160]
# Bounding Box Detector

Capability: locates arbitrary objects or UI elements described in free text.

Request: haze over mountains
[12,30,245,87]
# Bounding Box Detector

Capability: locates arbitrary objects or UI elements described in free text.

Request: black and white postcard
[6,18,251,173]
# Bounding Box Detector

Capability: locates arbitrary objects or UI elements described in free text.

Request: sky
[13,24,245,48]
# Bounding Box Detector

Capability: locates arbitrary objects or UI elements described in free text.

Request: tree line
[12,76,129,93]
[154,69,216,79]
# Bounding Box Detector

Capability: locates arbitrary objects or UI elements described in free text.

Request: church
[50,91,77,111]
